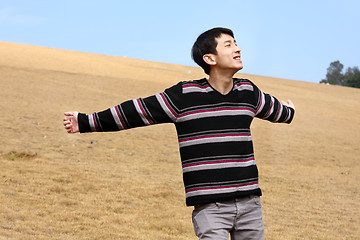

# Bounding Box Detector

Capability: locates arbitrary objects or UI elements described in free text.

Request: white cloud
[0,8,43,26]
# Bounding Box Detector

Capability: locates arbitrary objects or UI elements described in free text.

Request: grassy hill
[1,41,359,239]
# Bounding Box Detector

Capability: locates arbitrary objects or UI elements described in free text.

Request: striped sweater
[78,78,295,206]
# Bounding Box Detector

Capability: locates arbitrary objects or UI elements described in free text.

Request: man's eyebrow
[224,39,236,44]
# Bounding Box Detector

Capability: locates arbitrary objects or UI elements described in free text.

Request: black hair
[191,27,234,75]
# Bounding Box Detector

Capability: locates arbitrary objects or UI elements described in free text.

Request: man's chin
[236,65,243,71]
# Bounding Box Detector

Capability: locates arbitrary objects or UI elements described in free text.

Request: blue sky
[1,0,359,83]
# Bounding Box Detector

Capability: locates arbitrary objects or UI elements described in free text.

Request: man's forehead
[216,34,235,42]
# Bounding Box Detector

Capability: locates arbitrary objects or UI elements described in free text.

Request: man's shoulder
[182,78,207,85]
[233,78,256,92]
[233,77,252,84]
[181,78,213,94]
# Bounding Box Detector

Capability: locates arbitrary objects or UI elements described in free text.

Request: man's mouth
[234,56,241,61]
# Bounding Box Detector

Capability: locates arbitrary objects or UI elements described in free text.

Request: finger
[64,112,75,117]
[282,99,295,110]
[281,99,290,105]
[281,100,289,106]
[63,119,71,126]
[65,127,75,134]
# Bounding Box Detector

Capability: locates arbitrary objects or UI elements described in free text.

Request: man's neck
[208,71,235,95]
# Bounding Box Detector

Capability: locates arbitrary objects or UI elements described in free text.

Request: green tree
[321,60,345,85]
[346,71,360,88]
[321,61,360,88]
[344,66,360,82]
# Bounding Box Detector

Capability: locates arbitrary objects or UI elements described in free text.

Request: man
[64,27,295,240]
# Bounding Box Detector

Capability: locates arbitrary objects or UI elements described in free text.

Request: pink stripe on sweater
[183,84,210,89]
[137,99,153,125]
[182,158,255,168]
[114,106,126,129]
[179,133,251,142]
[159,93,179,117]
[92,114,98,131]
[179,107,255,117]
[186,182,258,193]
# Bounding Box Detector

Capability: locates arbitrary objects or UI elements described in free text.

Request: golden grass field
[1,41,359,239]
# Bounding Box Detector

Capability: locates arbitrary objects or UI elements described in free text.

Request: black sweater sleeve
[77,84,182,133]
[253,83,295,124]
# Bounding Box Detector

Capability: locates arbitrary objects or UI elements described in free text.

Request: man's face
[213,34,243,72]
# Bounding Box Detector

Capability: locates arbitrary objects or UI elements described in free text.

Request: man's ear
[203,54,216,66]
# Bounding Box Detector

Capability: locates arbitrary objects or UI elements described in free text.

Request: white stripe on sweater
[133,99,151,126]
[182,160,256,173]
[155,93,177,122]
[185,183,259,198]
[179,135,252,148]
[110,106,125,130]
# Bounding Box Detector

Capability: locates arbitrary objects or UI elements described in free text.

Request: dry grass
[0,41,359,239]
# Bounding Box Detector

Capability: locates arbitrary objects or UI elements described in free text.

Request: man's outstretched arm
[254,87,295,124]
[62,86,180,134]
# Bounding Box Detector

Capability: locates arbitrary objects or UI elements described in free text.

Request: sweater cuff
[286,107,295,124]
[78,113,91,133]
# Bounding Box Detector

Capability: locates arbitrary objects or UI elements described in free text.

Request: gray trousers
[192,195,264,240]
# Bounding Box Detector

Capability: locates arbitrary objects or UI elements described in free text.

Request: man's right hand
[63,112,80,133]
[281,99,295,110]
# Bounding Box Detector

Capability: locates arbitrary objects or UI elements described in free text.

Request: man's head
[192,27,241,75]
